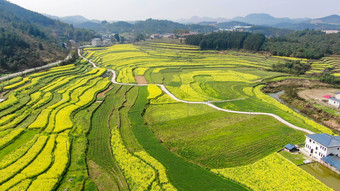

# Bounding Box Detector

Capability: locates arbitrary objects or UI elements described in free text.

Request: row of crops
[82,43,335,190]
[0,41,335,190]
[307,56,340,76]
[0,60,111,190]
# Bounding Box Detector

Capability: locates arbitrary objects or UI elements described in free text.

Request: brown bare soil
[135,76,148,84]
[97,85,114,98]
[0,91,8,99]
[298,88,339,101]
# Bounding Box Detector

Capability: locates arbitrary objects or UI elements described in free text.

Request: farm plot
[144,102,306,168]
[0,60,111,191]
[84,43,334,190]
[131,86,247,190]
[212,153,331,191]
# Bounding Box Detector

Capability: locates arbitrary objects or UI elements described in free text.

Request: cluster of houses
[220,25,253,32]
[150,32,198,39]
[323,91,340,109]
[91,38,113,47]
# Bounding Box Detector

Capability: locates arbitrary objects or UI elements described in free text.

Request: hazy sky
[8,0,340,21]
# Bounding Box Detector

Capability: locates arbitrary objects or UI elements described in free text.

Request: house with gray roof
[328,97,340,109]
[305,134,340,159]
[305,133,340,174]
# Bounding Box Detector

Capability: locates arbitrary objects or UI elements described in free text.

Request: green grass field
[144,103,306,168]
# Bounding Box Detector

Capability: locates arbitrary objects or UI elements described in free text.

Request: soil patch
[0,91,8,99]
[135,76,148,84]
[97,86,114,98]
[298,88,339,101]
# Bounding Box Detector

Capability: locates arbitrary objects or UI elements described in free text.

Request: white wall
[305,138,328,159]
[328,99,340,108]
[328,147,340,157]
[305,137,340,159]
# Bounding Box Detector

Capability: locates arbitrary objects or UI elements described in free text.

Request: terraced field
[307,56,340,76]
[0,42,336,190]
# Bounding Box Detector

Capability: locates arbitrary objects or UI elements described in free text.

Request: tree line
[185,30,340,59]
[185,32,265,51]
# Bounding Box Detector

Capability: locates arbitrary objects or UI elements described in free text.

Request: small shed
[322,95,332,99]
[284,144,298,152]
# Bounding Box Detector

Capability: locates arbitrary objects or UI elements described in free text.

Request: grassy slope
[131,86,247,191]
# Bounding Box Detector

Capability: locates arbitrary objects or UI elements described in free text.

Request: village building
[305,134,340,159]
[102,39,113,46]
[322,92,340,109]
[284,144,298,152]
[305,134,340,174]
[150,34,160,39]
[91,38,102,47]
[329,97,340,109]
[161,33,175,39]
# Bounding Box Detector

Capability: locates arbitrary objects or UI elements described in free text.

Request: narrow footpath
[78,49,315,135]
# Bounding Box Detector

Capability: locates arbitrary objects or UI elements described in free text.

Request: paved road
[79,49,315,135]
[0,54,72,82]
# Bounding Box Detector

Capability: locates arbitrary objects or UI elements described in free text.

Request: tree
[199,40,208,50]
[319,73,335,84]
[135,33,146,42]
[114,33,120,42]
[173,29,189,38]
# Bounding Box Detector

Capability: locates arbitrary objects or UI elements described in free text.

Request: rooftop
[330,97,340,102]
[321,155,340,171]
[284,144,296,150]
[306,134,340,148]
[323,95,332,99]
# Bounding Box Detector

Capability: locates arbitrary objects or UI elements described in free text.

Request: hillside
[0,0,97,73]
[63,18,216,35]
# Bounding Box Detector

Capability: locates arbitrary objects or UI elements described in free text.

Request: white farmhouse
[305,134,340,174]
[305,134,340,159]
[328,97,340,109]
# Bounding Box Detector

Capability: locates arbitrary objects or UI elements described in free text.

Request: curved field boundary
[79,49,315,135]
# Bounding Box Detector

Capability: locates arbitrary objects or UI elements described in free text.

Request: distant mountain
[176,16,230,24]
[0,0,97,73]
[232,13,309,26]
[82,18,216,35]
[308,14,340,25]
[46,15,102,25]
[273,15,340,30]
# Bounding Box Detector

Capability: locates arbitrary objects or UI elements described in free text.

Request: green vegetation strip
[130,86,247,191]
[88,86,128,191]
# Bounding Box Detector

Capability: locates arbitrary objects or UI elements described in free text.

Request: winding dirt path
[79,49,315,135]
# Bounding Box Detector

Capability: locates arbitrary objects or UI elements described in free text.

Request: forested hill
[75,18,216,34]
[185,30,340,59]
[0,0,97,73]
